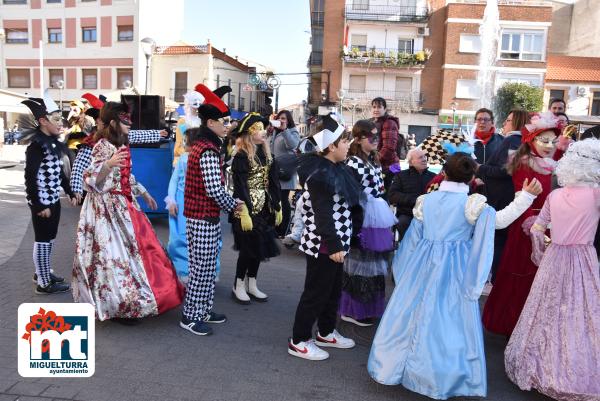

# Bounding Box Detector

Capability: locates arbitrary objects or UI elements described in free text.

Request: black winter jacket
[474,133,504,165]
[388,166,436,217]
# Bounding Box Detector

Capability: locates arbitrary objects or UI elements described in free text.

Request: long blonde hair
[234,122,271,165]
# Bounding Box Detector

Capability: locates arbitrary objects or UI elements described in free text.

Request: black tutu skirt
[232,205,280,261]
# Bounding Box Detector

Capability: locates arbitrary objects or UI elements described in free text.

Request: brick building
[0,0,183,110]
[308,0,554,142]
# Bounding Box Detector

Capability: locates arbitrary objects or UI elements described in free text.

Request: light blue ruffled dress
[167,153,189,277]
[367,183,495,400]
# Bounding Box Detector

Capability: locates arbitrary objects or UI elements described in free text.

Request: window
[3,0,27,4]
[82,27,97,42]
[592,92,600,116]
[47,0,61,3]
[548,89,565,108]
[117,25,134,42]
[352,0,369,10]
[6,29,28,44]
[173,71,187,102]
[455,79,480,99]
[49,69,64,87]
[7,69,30,88]
[500,30,544,61]
[82,69,97,89]
[349,75,366,93]
[395,77,412,95]
[496,73,542,88]
[239,97,246,112]
[48,28,62,43]
[117,69,133,89]
[229,94,236,109]
[351,34,367,52]
[459,34,481,53]
[398,39,414,54]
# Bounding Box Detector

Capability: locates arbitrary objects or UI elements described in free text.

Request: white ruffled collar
[439,181,470,193]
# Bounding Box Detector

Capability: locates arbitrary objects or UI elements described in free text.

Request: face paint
[118,112,132,126]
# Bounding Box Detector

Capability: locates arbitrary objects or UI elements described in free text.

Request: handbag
[275,153,298,181]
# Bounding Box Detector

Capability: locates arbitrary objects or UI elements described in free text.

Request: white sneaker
[315,329,355,349]
[288,339,329,361]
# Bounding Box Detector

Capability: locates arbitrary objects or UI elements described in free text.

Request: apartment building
[0,0,183,109]
[308,0,554,141]
[151,41,273,118]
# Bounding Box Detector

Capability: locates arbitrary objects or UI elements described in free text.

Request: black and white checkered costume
[299,188,353,258]
[24,131,73,287]
[346,156,384,198]
[183,150,237,321]
[419,130,466,165]
[70,130,163,194]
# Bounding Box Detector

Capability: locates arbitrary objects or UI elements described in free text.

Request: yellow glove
[275,205,283,227]
[239,204,253,232]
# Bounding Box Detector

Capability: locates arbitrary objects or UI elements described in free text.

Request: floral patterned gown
[72,139,184,320]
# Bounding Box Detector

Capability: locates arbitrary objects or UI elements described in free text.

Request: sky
[182,0,312,108]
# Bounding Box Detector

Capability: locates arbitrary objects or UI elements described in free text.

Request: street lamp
[450,101,459,133]
[140,37,156,95]
[55,79,64,112]
[336,89,345,117]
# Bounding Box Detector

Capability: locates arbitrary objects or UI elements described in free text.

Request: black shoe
[203,311,227,324]
[112,318,143,326]
[35,282,70,295]
[33,272,65,284]
[180,316,213,336]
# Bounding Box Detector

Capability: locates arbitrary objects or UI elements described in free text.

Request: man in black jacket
[388,149,436,241]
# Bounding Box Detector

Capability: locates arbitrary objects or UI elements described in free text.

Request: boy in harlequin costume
[22,97,78,294]
[288,114,363,361]
[180,84,243,336]
[69,93,169,201]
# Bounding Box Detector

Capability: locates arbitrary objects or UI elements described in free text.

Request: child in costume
[339,119,396,327]
[22,96,78,294]
[173,90,203,167]
[482,112,570,336]
[367,152,542,399]
[72,101,184,322]
[180,84,242,336]
[70,93,168,200]
[505,139,600,401]
[288,114,362,361]
[229,113,282,304]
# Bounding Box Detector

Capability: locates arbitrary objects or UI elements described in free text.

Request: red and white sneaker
[288,338,329,361]
[315,329,356,349]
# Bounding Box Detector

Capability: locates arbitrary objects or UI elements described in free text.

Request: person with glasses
[472,108,503,166]
[476,109,530,282]
[388,148,436,242]
[339,119,396,327]
[179,84,244,336]
[72,100,184,323]
[483,112,571,336]
[22,97,78,295]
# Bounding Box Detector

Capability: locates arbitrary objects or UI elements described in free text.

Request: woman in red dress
[482,113,570,336]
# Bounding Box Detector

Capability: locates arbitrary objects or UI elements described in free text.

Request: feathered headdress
[442,141,474,156]
[521,112,561,144]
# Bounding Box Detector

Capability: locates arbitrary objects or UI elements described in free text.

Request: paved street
[0,161,551,401]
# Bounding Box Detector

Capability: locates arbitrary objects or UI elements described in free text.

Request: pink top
[538,187,600,245]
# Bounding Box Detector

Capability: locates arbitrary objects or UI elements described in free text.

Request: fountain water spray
[477,0,500,111]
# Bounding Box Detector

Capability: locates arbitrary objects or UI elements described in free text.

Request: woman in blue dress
[367,151,542,399]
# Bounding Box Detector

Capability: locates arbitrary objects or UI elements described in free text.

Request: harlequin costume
[180,84,237,336]
[71,100,184,321]
[505,139,600,400]
[22,96,76,294]
[288,114,363,361]
[229,113,282,304]
[482,113,570,335]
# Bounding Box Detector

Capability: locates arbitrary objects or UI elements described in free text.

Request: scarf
[475,127,495,145]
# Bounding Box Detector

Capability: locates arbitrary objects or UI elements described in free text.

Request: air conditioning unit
[417,27,430,37]
[577,86,589,97]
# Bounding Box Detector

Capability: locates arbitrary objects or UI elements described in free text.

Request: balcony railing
[345,5,429,23]
[342,47,431,68]
[308,51,323,66]
[311,11,324,26]
[342,89,424,111]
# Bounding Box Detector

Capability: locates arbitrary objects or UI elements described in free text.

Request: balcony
[342,89,424,112]
[342,47,431,69]
[345,4,429,23]
[311,11,324,26]
[308,51,323,67]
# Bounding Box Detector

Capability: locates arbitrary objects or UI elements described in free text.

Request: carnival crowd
[19,86,600,400]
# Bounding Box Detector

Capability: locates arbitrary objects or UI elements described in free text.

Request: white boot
[232,278,250,304]
[247,277,268,302]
